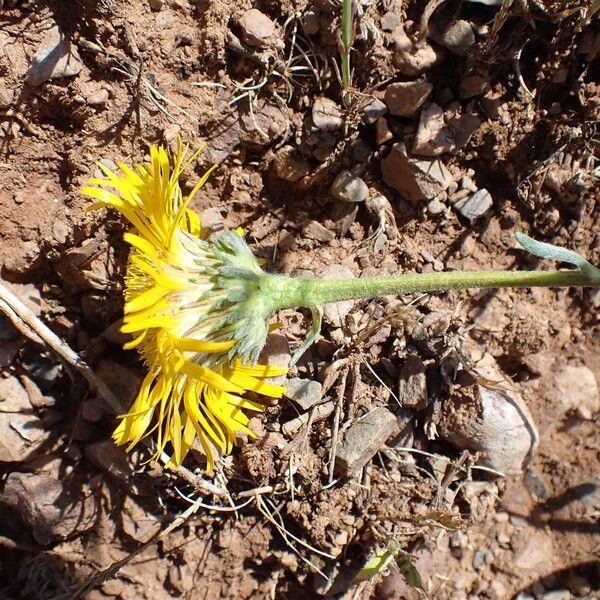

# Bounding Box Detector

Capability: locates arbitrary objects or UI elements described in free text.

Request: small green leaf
[353,540,400,583]
[516,233,600,284]
[397,558,422,588]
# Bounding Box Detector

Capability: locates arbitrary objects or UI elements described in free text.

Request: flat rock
[376,117,393,145]
[554,365,599,419]
[331,170,369,203]
[312,97,344,131]
[26,25,83,86]
[237,9,283,49]
[399,355,428,410]
[453,188,493,220]
[285,377,323,410]
[302,220,335,243]
[362,97,387,124]
[413,103,456,156]
[384,81,433,117]
[391,27,437,75]
[239,100,288,145]
[441,20,475,56]
[448,113,481,148]
[459,74,490,99]
[513,530,554,571]
[381,142,453,203]
[320,264,355,327]
[1,472,96,544]
[335,406,399,475]
[0,375,49,462]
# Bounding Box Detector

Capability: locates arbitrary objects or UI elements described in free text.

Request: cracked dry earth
[0,0,599,599]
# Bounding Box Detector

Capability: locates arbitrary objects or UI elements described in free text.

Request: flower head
[83,142,287,471]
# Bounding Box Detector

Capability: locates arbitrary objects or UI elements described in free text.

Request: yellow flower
[82,142,287,471]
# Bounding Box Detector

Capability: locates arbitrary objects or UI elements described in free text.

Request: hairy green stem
[263,269,593,313]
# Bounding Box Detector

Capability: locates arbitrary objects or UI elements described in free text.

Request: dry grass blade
[255,495,334,581]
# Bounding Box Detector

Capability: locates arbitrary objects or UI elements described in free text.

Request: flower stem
[339,0,354,106]
[265,269,593,312]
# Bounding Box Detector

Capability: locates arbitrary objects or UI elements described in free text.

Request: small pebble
[331,170,369,203]
[453,188,493,220]
[302,220,335,243]
[312,97,344,131]
[238,9,283,49]
[441,20,476,56]
[285,377,323,410]
[427,198,446,216]
[362,97,387,124]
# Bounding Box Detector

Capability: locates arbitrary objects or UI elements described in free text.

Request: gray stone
[381,9,401,32]
[381,143,453,203]
[331,170,369,203]
[441,20,476,56]
[320,264,355,327]
[391,27,437,75]
[302,220,335,243]
[413,103,455,156]
[285,377,323,410]
[0,375,49,461]
[453,188,493,220]
[335,406,399,475]
[239,100,288,145]
[448,113,481,149]
[26,25,83,86]
[399,355,428,410]
[330,201,359,236]
[554,365,599,419]
[312,97,344,131]
[362,97,387,124]
[148,0,164,10]
[384,81,433,117]
[472,549,486,570]
[439,366,535,474]
[1,472,96,544]
[238,9,283,49]
[427,198,446,216]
